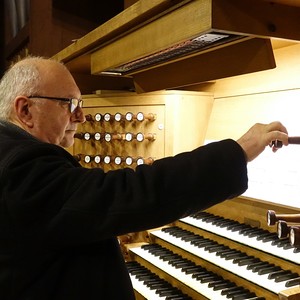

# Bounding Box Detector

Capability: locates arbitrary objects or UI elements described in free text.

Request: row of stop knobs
[85,112,156,123]
[75,132,156,142]
[267,210,300,247]
[74,154,154,166]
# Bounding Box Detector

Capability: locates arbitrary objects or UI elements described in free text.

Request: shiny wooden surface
[52,0,300,94]
[52,0,190,71]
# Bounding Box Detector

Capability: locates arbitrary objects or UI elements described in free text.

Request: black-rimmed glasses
[28,95,83,113]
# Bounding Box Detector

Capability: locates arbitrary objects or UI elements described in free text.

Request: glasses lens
[70,99,82,113]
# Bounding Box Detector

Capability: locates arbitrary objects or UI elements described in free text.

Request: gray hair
[0,56,65,120]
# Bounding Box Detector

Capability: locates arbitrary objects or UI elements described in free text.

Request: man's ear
[13,96,34,128]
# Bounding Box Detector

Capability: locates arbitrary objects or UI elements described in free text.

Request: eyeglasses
[28,95,83,113]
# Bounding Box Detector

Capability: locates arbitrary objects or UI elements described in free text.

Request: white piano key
[129,274,167,300]
[180,215,300,264]
[127,261,192,300]
[151,228,298,294]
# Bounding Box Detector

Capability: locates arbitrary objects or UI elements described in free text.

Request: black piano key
[213,216,230,224]
[275,272,299,283]
[224,220,242,229]
[165,296,190,300]
[141,243,155,250]
[212,218,229,226]
[233,255,257,265]
[207,279,226,288]
[221,286,245,296]
[239,226,257,235]
[146,280,163,287]
[173,261,192,269]
[201,215,219,222]
[228,223,247,232]
[181,235,200,242]
[159,252,178,259]
[283,243,294,250]
[293,247,300,253]
[155,286,174,294]
[247,228,269,238]
[159,288,181,297]
[192,211,209,219]
[169,260,186,268]
[172,231,190,238]
[159,286,179,294]
[219,220,240,228]
[271,238,290,247]
[244,228,265,238]
[264,237,279,243]
[285,276,300,287]
[192,240,216,248]
[182,266,204,274]
[191,271,210,279]
[226,288,250,297]
[162,227,181,235]
[268,270,291,280]
[149,282,168,289]
[193,271,215,280]
[212,281,236,291]
[156,250,173,256]
[224,252,247,261]
[209,278,227,286]
[260,233,278,243]
[251,262,274,273]
[232,291,256,300]
[197,274,218,284]
[166,296,192,300]
[208,245,230,254]
[129,268,149,275]
[216,248,234,257]
[236,258,260,267]
[137,274,155,281]
[207,216,224,224]
[167,256,184,263]
[246,261,267,270]
[200,275,222,283]
[178,231,194,238]
[257,265,282,275]
[149,249,166,256]
[219,249,238,258]
[220,250,242,259]
[126,261,142,270]
[161,254,180,261]
[204,244,227,252]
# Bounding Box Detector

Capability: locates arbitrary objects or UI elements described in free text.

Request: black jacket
[0,121,248,299]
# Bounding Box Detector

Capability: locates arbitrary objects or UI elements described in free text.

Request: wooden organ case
[70,90,300,300]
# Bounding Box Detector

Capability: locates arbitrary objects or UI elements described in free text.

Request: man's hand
[237,121,289,162]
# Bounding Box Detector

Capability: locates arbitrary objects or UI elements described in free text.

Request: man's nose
[72,106,86,123]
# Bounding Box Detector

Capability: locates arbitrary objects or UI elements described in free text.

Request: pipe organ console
[70,91,300,300]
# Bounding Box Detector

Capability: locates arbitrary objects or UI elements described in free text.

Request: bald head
[0,56,85,148]
[0,57,71,121]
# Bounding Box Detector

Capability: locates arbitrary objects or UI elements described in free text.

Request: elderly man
[0,56,288,299]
